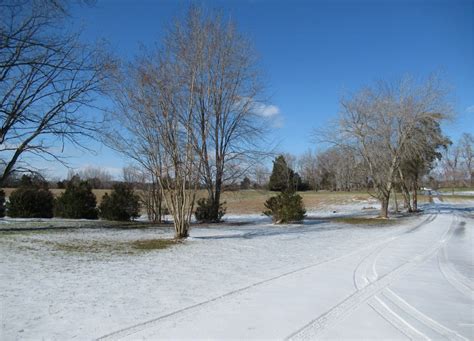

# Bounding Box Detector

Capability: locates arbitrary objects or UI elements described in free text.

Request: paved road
[97,205,473,340]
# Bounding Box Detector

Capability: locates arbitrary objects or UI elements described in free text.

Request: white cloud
[253,103,281,118]
[466,105,474,114]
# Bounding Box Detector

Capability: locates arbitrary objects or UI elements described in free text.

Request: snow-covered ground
[1,201,473,340]
[442,191,474,196]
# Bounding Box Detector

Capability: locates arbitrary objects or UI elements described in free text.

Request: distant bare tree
[0,0,109,186]
[252,165,270,188]
[77,166,113,188]
[442,144,462,192]
[298,150,318,190]
[322,75,452,217]
[459,133,474,186]
[123,165,163,223]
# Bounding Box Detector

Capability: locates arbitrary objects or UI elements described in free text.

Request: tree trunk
[412,174,418,212]
[401,184,412,212]
[392,188,399,213]
[208,170,223,222]
[380,197,389,218]
[174,221,189,239]
[412,185,418,212]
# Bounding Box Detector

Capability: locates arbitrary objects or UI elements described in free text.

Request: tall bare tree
[0,0,108,185]
[323,75,452,218]
[178,7,269,222]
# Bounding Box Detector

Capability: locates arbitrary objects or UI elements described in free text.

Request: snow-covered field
[1,201,473,340]
[442,191,474,196]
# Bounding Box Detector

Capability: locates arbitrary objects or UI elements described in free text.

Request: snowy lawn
[1,201,472,340]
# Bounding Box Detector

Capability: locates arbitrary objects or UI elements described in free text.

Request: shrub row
[2,178,140,221]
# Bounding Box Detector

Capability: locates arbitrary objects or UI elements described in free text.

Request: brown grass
[330,217,397,225]
[46,238,178,254]
[221,190,372,214]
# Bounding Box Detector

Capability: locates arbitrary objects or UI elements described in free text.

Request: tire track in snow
[97,214,434,340]
[437,217,474,299]
[286,213,453,340]
[349,214,439,340]
[352,214,436,289]
[361,214,468,341]
[368,295,430,340]
[382,289,469,341]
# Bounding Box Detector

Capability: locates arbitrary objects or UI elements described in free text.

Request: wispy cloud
[253,103,281,118]
[251,102,283,128]
[466,105,474,113]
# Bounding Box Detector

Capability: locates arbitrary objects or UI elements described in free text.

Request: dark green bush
[264,191,306,224]
[195,197,226,223]
[54,180,98,219]
[7,187,54,218]
[0,190,5,218]
[99,183,140,221]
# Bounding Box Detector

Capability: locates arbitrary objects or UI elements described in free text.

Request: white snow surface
[1,201,473,340]
[442,191,474,196]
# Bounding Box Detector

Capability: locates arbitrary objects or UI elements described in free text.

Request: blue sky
[45,0,473,178]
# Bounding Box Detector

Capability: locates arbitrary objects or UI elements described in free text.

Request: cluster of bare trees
[105,7,269,238]
[0,0,109,186]
[439,133,474,189]
[296,148,367,191]
[319,75,452,218]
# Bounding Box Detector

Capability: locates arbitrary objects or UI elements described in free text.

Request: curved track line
[383,289,469,341]
[370,295,429,340]
[287,214,451,340]
[352,214,438,339]
[352,214,436,290]
[438,213,473,299]
[365,215,467,341]
[97,215,434,340]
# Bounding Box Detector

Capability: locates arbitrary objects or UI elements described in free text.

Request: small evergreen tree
[54,180,98,219]
[0,190,5,218]
[195,197,226,223]
[268,155,300,192]
[240,177,251,190]
[7,176,54,218]
[99,183,140,221]
[264,191,306,224]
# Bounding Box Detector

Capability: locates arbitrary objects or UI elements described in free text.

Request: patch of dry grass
[46,238,178,254]
[221,190,372,214]
[330,217,398,225]
[131,238,180,250]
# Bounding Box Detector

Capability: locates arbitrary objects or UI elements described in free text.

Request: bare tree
[252,164,270,188]
[459,133,474,186]
[0,0,109,185]
[77,166,113,188]
[442,144,462,192]
[106,10,211,238]
[179,7,269,222]
[298,150,319,190]
[123,165,164,223]
[323,75,452,218]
